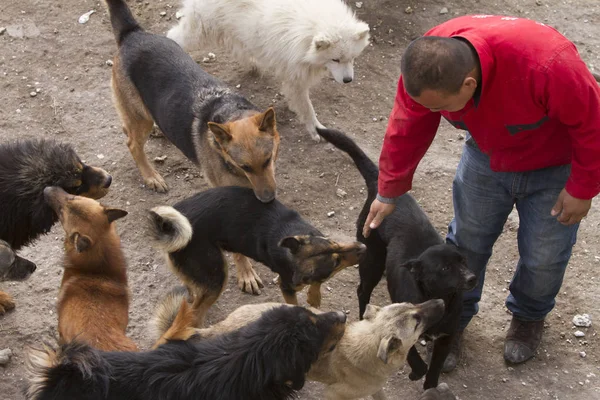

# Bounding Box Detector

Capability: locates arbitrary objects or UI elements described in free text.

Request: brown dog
[43,186,136,352]
[105,0,280,295]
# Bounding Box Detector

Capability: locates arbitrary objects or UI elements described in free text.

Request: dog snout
[335,310,348,324]
[464,273,478,290]
[342,77,353,83]
[103,175,113,188]
[255,188,276,203]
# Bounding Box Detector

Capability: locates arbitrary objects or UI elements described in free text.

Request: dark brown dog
[44,186,136,352]
[0,139,112,314]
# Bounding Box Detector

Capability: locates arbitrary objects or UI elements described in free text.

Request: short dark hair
[401,36,477,97]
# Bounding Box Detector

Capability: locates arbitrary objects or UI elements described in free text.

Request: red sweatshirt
[378,15,600,200]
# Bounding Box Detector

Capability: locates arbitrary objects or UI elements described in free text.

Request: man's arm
[543,44,600,224]
[364,77,441,237]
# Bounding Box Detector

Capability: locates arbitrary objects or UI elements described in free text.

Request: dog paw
[237,267,264,295]
[409,369,427,381]
[0,293,15,315]
[144,175,168,193]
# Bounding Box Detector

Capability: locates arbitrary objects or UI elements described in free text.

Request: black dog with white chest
[316,127,477,390]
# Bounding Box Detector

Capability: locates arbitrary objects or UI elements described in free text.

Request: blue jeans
[446,138,579,330]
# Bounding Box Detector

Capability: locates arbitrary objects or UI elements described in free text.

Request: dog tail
[316,127,379,197]
[147,206,193,253]
[105,0,142,45]
[25,342,110,400]
[150,286,199,348]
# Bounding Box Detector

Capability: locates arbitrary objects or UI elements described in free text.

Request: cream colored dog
[171,299,445,400]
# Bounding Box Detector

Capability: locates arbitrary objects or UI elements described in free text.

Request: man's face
[409,77,478,113]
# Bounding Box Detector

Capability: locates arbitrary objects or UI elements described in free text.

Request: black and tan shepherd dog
[105,0,282,297]
[146,186,366,326]
[25,305,347,400]
[0,139,112,314]
[316,127,477,390]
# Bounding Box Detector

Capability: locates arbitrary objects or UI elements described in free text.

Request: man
[364,14,600,369]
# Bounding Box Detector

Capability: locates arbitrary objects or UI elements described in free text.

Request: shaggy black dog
[0,139,112,251]
[0,139,112,313]
[25,305,347,400]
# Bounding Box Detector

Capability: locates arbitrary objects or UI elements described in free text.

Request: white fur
[167,0,370,141]
[149,206,193,253]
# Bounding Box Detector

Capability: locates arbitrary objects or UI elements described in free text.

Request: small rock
[236,84,241,89]
[573,314,592,327]
[176,11,183,19]
[0,348,12,365]
[336,188,347,198]
[202,57,210,63]
[106,59,114,66]
[535,0,543,5]
[208,52,216,59]
[355,2,363,8]
[502,378,508,383]
[580,351,587,358]
[0,27,6,35]
[97,154,105,159]
[29,91,37,97]
[78,10,95,24]
[35,88,41,93]
[372,117,378,122]
[574,330,585,338]
[440,7,449,14]
[160,11,167,17]
[327,211,335,217]
[326,286,332,292]
[404,6,413,14]
[420,340,427,346]
[154,155,167,163]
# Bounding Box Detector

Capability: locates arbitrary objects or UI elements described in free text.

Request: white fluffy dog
[167,0,370,142]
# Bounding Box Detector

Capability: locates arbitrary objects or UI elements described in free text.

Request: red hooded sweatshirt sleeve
[377,15,600,200]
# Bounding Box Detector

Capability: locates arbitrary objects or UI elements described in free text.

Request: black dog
[316,128,477,390]
[0,139,112,313]
[147,186,366,324]
[25,305,347,400]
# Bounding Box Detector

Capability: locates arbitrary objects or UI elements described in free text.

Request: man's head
[401,36,479,112]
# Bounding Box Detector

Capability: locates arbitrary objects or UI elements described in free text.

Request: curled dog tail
[105,0,142,45]
[25,342,110,400]
[147,206,193,253]
[150,286,199,349]
[316,127,379,198]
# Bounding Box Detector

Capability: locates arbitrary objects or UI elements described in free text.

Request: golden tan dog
[44,186,136,352]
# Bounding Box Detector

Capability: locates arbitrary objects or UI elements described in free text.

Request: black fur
[28,306,345,400]
[168,186,324,294]
[316,127,477,390]
[0,240,37,281]
[0,139,110,251]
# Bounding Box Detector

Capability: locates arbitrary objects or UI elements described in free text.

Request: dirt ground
[1,0,599,399]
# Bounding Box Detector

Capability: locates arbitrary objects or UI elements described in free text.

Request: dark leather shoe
[504,318,544,364]
[441,330,463,372]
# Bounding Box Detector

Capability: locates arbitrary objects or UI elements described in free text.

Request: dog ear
[105,208,128,224]
[377,335,402,364]
[258,108,277,134]
[402,260,421,275]
[208,122,232,144]
[279,236,303,254]
[313,33,331,51]
[354,24,370,41]
[72,233,92,253]
[363,304,381,320]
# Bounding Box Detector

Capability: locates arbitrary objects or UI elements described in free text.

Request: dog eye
[263,157,271,168]
[239,164,253,173]
[332,59,340,63]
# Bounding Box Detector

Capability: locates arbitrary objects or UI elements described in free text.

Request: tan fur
[0,290,15,314]
[152,299,199,349]
[177,301,444,400]
[111,55,280,296]
[24,344,58,400]
[45,187,137,352]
